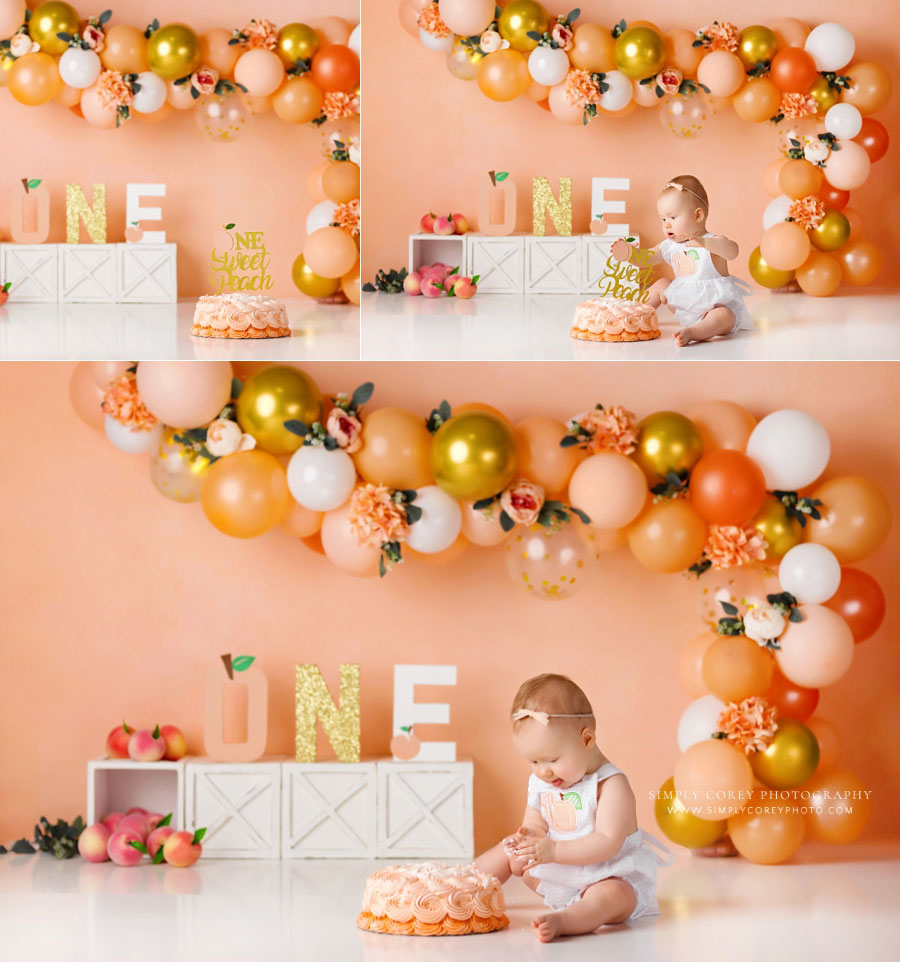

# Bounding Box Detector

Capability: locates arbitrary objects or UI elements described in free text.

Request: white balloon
[419,28,452,52]
[405,485,462,553]
[104,416,162,454]
[804,23,855,72]
[763,195,793,231]
[825,102,862,140]
[600,70,632,111]
[287,445,357,512]
[746,410,830,491]
[779,544,842,604]
[677,695,726,753]
[348,24,361,57]
[58,47,101,90]
[306,200,338,235]
[528,46,569,87]
[132,71,167,114]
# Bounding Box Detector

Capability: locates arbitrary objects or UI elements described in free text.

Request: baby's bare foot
[674,327,694,347]
[533,913,563,942]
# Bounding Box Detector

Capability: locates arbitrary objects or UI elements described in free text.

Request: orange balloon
[841,62,892,115]
[272,75,324,124]
[526,80,549,102]
[796,251,842,296]
[778,158,824,199]
[760,221,811,271]
[842,206,863,242]
[460,500,511,547]
[341,260,360,306]
[477,49,530,102]
[244,93,272,115]
[201,451,289,539]
[838,238,881,286]
[313,16,352,46]
[8,52,61,106]
[280,499,323,539]
[311,44,359,92]
[818,182,850,210]
[674,739,753,821]
[679,632,718,697]
[765,667,819,721]
[627,499,708,573]
[69,362,106,429]
[702,636,774,703]
[301,531,326,555]
[582,525,628,553]
[303,226,358,279]
[322,160,360,203]
[687,400,756,453]
[200,28,240,77]
[769,47,818,93]
[804,770,871,843]
[570,453,648,531]
[354,408,434,490]
[728,787,805,864]
[101,25,150,73]
[763,157,788,197]
[689,450,767,526]
[307,160,330,203]
[56,82,82,107]
[514,417,578,495]
[805,476,891,563]
[770,18,810,50]
[569,23,615,72]
[805,716,840,769]
[665,28,703,77]
[731,77,781,122]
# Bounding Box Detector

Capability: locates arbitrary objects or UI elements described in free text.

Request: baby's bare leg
[474,841,529,882]
[647,278,670,308]
[532,877,637,943]
[674,306,735,347]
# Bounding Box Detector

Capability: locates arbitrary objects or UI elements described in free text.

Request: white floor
[0,299,360,361]
[361,290,900,361]
[1,841,897,961]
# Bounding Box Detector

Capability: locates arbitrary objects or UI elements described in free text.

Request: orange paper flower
[780,92,818,119]
[788,195,826,230]
[240,18,277,50]
[101,372,157,430]
[565,69,601,108]
[323,91,360,121]
[698,21,739,52]
[96,70,134,109]
[571,406,638,455]
[706,524,768,569]
[417,3,450,38]
[349,484,410,548]
[334,198,360,237]
[716,696,778,754]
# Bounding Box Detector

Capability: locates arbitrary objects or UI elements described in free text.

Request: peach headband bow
[512,709,593,725]
[664,181,708,209]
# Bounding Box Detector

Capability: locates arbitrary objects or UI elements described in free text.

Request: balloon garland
[402,3,891,294]
[74,360,889,862]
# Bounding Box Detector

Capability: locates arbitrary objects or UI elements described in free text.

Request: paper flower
[333,198,360,238]
[566,405,638,455]
[349,484,410,548]
[479,28,509,53]
[565,69,602,108]
[716,696,778,754]
[743,605,787,646]
[326,408,362,453]
[500,480,545,526]
[101,373,156,430]
[323,91,359,121]
[780,92,818,119]
[417,3,450,39]
[191,67,219,95]
[550,23,574,51]
[82,24,105,51]
[696,21,739,52]
[788,195,826,230]
[239,18,277,50]
[9,33,39,57]
[804,140,831,164]
[206,418,256,457]
[96,70,134,109]
[658,68,683,95]
[706,524,768,569]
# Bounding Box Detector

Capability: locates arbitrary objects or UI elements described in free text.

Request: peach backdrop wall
[0,1,359,297]
[362,0,900,285]
[1,361,899,849]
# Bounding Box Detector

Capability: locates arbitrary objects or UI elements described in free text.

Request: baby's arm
[687,234,739,260]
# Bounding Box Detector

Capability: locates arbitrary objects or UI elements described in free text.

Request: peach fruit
[452,213,469,234]
[128,725,165,762]
[403,271,422,295]
[163,830,204,868]
[419,212,435,233]
[432,215,455,236]
[160,724,186,761]
[453,277,478,299]
[147,826,175,858]
[101,812,124,833]
[106,722,133,758]
[78,823,111,862]
[421,277,443,298]
[107,829,144,866]
[116,813,150,840]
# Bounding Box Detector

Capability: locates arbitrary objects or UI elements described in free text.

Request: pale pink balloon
[80,84,118,129]
[397,0,420,38]
[69,362,106,429]
[548,78,584,124]
[460,500,511,547]
[823,140,871,191]
[568,453,648,530]
[776,604,855,688]
[697,50,744,97]
[136,361,233,429]
[200,28,240,78]
[439,0,495,37]
[234,49,285,97]
[313,16,352,46]
[633,78,660,107]
[0,0,25,39]
[167,79,196,109]
[320,500,380,577]
[90,360,132,389]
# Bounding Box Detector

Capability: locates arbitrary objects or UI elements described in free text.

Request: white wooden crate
[526,236,580,294]
[184,757,283,859]
[408,233,467,275]
[466,234,524,293]
[1,244,59,302]
[59,244,117,302]
[281,761,376,858]
[581,233,642,296]
[116,243,177,302]
[86,757,186,828]
[376,760,473,859]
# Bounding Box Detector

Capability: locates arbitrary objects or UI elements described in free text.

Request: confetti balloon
[149,427,213,503]
[195,91,253,142]
[658,92,710,139]
[505,523,595,600]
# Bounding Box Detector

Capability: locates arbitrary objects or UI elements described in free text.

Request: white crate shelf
[59,244,117,302]
[86,756,187,828]
[117,243,177,302]
[408,233,467,275]
[526,236,580,294]
[1,244,59,302]
[466,234,524,293]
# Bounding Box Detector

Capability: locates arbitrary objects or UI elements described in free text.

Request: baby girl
[612,174,753,347]
[475,674,672,943]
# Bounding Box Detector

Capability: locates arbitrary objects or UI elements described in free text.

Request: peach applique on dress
[540,791,580,832]
[673,249,699,276]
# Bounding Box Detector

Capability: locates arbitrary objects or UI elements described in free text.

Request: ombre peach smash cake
[571,238,660,342]
[191,293,291,338]
[357,862,509,936]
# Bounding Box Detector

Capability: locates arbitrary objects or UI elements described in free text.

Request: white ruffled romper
[659,234,754,333]
[526,762,673,920]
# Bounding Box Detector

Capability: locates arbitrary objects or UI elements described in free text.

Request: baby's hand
[514,832,555,867]
[682,235,706,248]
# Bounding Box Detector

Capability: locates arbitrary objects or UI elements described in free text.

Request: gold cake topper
[598,237,654,302]
[210,223,274,295]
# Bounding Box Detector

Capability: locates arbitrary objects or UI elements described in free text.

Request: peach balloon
[627,499,707,574]
[341,261,360,306]
[136,361,233,429]
[526,80,549,102]
[477,49,530,102]
[778,159,824,199]
[674,739,753,821]
[842,207,863,242]
[548,78,584,124]
[460,500,510,547]
[804,770,871,843]
[166,79,196,110]
[569,23,615,72]
[280,500,323,539]
[514,417,578,495]
[632,77,660,107]
[0,1,25,38]
[320,500,380,577]
[56,83,82,107]
[728,790,805,864]
[569,453,648,531]
[581,525,628,553]
[322,161,360,203]
[101,24,150,73]
[89,361,132,389]
[8,52,61,106]
[823,140,871,191]
[841,62,891,115]
[796,251,842,297]
[805,476,891,562]
[688,400,756,453]
[272,75,323,124]
[697,50,744,97]
[80,83,118,129]
[838,238,881,286]
[665,28,703,77]
[354,407,434,490]
[679,632,718,698]
[806,716,841,770]
[69,362,106,429]
[731,77,781,123]
[313,16,352,46]
[303,226,359,279]
[702,635,774,703]
[307,161,329,203]
[245,94,272,117]
[202,452,288,539]
[200,28,240,78]
[760,221,811,271]
[397,0,419,39]
[234,49,285,97]
[775,605,854,688]
[763,157,787,197]
[771,18,810,49]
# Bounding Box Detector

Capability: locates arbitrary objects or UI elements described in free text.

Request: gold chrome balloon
[147,23,201,80]
[292,254,341,298]
[276,23,319,67]
[737,25,779,70]
[497,0,549,53]
[149,427,213,503]
[809,76,839,113]
[29,1,80,57]
[632,411,703,484]
[654,776,727,848]
[236,366,323,456]
[614,26,666,80]
[809,210,850,252]
[753,498,802,560]
[430,412,518,500]
[748,246,794,289]
[750,719,820,790]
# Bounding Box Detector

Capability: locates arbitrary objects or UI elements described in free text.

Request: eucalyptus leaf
[283,420,308,437]
[499,511,515,532]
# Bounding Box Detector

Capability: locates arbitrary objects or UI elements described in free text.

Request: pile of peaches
[404,264,480,299]
[419,211,469,236]
[106,721,185,762]
[78,809,204,868]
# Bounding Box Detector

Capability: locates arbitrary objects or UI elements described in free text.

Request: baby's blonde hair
[661,174,709,214]
[511,674,595,730]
